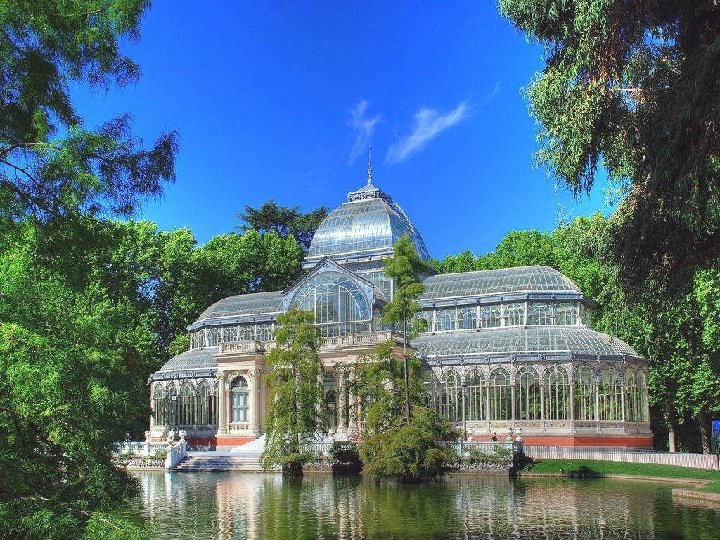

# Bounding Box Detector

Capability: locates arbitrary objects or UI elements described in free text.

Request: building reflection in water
[130,471,699,538]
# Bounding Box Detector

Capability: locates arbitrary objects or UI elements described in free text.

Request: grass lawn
[525,459,720,493]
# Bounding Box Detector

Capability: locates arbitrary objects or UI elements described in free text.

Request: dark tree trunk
[698,410,711,454]
[282,461,304,477]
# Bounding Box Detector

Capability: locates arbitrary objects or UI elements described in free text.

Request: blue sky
[72,1,610,259]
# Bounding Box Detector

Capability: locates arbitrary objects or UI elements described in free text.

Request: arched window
[238,325,254,341]
[206,327,220,347]
[504,303,525,326]
[231,377,250,423]
[222,326,238,343]
[527,303,553,325]
[256,324,273,342]
[479,305,501,328]
[292,272,371,337]
[459,307,477,330]
[545,366,570,420]
[465,370,485,421]
[440,372,461,421]
[574,366,595,421]
[598,368,622,421]
[515,368,541,420]
[196,381,217,426]
[153,384,167,426]
[489,368,511,420]
[423,371,441,412]
[636,372,648,422]
[179,384,194,426]
[437,309,456,331]
[555,303,577,325]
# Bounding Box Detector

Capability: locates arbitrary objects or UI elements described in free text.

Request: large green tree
[238,200,328,251]
[354,342,456,482]
[0,1,177,536]
[499,0,720,295]
[383,234,431,424]
[261,308,326,477]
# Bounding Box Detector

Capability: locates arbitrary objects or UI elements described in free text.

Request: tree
[382,235,432,424]
[261,308,326,477]
[499,0,720,295]
[354,342,457,482]
[238,200,328,251]
[0,1,177,536]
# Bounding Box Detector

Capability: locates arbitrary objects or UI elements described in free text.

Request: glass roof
[306,180,430,262]
[154,346,218,374]
[421,266,580,301]
[196,291,283,322]
[411,326,638,358]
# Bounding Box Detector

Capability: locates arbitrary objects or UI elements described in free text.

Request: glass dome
[305,180,430,264]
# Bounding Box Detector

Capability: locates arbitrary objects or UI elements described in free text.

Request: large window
[465,370,485,421]
[153,385,167,426]
[459,307,477,330]
[504,303,525,326]
[555,303,577,325]
[231,377,250,423]
[196,381,217,426]
[489,368,511,420]
[598,368,622,421]
[440,372,462,421]
[437,309,456,331]
[574,366,594,421]
[516,368,541,420]
[545,366,570,420]
[527,303,553,325]
[292,272,371,337]
[479,305,501,328]
[179,384,194,426]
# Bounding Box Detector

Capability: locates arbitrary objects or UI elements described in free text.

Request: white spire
[367,145,373,185]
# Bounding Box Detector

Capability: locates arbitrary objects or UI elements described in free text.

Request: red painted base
[469,434,653,448]
[185,436,256,447]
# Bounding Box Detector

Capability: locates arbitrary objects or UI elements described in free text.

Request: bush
[153,449,167,461]
[360,407,457,482]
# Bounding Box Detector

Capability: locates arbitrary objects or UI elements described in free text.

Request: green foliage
[360,407,457,482]
[237,200,328,250]
[383,235,431,329]
[499,0,720,294]
[261,308,326,475]
[355,342,457,481]
[527,459,720,492]
[0,1,182,536]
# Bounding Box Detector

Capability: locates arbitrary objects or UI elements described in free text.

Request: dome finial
[367,145,373,185]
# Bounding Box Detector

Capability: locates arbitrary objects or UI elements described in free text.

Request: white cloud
[347,100,382,164]
[386,101,470,164]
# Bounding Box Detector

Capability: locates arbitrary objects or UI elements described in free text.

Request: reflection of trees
[130,472,720,538]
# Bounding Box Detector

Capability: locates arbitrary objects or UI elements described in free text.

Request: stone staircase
[173,435,267,472]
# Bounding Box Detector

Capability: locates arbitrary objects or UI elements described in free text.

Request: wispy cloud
[348,100,382,165]
[386,101,470,164]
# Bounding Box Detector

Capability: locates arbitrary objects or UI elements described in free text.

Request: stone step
[174,455,265,472]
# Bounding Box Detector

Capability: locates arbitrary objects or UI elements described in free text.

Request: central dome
[305,180,430,266]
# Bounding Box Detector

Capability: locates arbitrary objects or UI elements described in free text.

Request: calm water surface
[128,471,720,539]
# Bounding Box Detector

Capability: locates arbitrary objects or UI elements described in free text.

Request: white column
[218,373,227,435]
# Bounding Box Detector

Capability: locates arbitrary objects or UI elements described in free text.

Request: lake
[128,471,720,538]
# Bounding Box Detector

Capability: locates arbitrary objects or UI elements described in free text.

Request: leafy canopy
[499,0,720,294]
[238,200,328,251]
[261,307,326,475]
